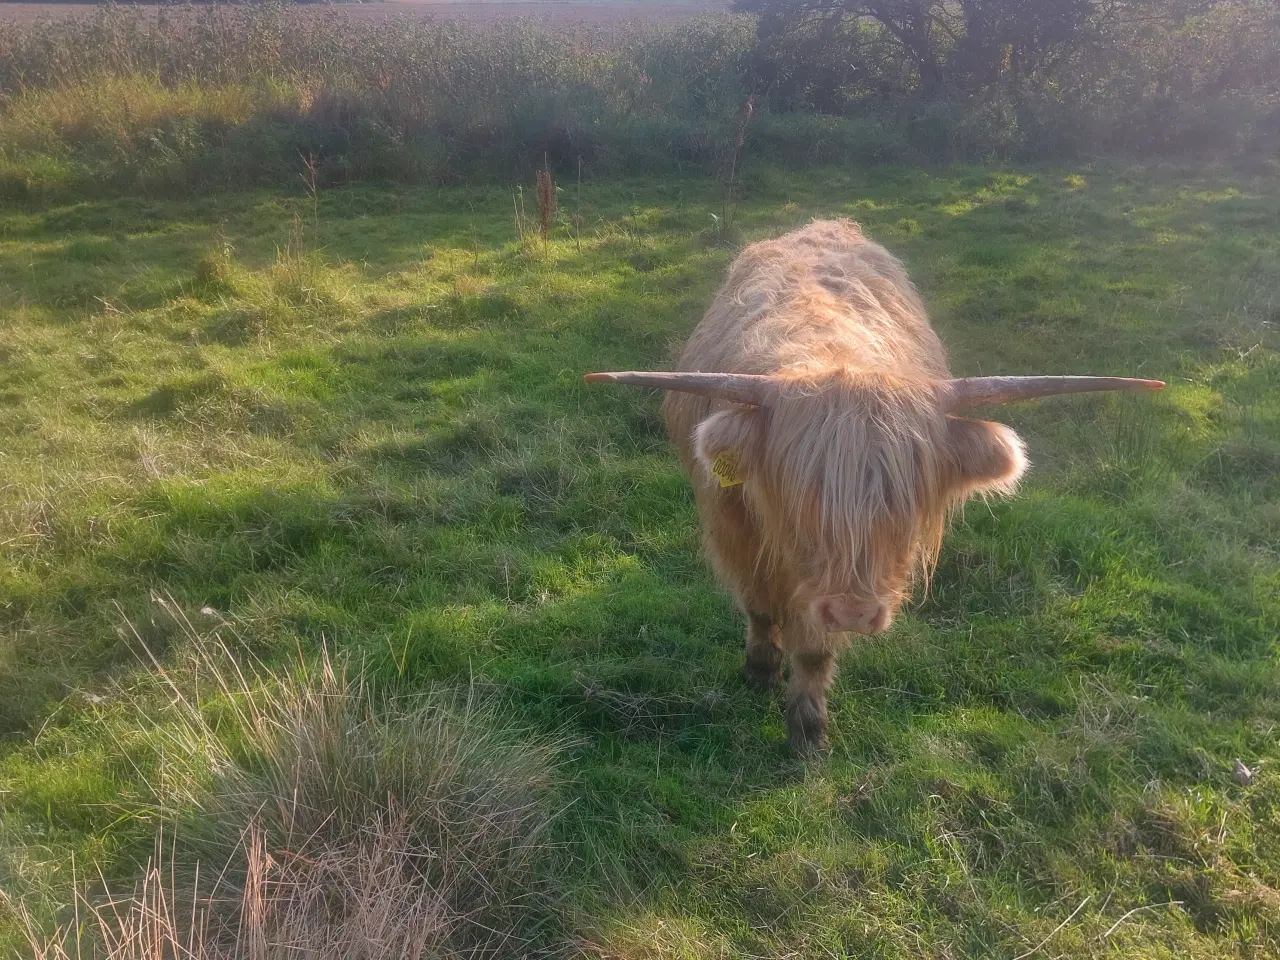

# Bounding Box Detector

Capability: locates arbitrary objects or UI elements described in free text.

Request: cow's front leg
[741,611,783,692]
[786,647,837,756]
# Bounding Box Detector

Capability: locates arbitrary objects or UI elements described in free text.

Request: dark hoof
[786,696,830,757]
[740,661,782,693]
[787,729,831,758]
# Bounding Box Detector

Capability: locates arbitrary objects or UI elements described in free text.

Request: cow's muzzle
[809,596,890,635]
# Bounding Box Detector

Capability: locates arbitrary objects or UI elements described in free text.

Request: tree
[735,0,952,98]
[736,0,1096,101]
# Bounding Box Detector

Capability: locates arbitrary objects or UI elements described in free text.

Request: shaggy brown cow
[587,219,1162,755]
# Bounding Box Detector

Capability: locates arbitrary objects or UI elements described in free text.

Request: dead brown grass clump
[16,599,566,959]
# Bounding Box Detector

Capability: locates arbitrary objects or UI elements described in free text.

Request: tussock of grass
[12,597,566,959]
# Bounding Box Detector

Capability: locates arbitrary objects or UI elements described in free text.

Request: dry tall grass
[0,3,756,198]
[12,597,566,959]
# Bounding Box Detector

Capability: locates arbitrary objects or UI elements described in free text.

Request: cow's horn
[944,375,1165,410]
[584,371,772,406]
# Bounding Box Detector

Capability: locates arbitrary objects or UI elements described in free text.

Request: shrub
[739,0,1280,161]
[16,599,566,959]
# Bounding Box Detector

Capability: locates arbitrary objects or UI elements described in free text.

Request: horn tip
[583,372,614,384]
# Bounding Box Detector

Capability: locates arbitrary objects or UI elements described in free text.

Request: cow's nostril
[826,602,846,631]
[812,599,835,630]
[864,604,889,634]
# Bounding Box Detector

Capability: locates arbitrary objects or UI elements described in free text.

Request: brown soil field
[0,1,728,26]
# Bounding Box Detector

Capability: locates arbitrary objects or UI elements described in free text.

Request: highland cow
[587,219,1162,755]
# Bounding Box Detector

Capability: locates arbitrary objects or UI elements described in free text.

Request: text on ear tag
[711,450,745,488]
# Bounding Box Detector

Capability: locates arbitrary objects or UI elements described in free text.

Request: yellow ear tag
[711,449,746,488]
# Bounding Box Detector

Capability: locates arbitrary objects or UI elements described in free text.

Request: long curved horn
[584,371,773,406]
[944,375,1165,410]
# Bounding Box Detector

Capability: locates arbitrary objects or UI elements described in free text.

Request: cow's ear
[694,407,763,487]
[944,417,1028,498]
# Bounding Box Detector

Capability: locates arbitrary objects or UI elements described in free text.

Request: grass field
[1,162,1279,957]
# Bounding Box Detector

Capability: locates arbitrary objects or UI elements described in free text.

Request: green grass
[2,162,1279,957]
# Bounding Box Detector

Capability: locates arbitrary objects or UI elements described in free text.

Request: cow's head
[586,369,1163,636]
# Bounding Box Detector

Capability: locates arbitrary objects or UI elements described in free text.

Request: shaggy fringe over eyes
[753,375,954,599]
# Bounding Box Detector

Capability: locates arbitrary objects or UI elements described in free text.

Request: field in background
[3,2,1275,207]
[1,163,1278,957]
[0,1,725,26]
